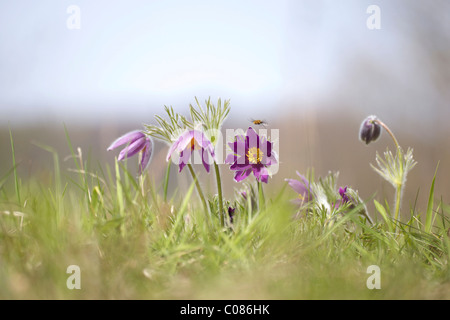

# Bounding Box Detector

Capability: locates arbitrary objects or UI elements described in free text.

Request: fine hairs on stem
[359,115,417,231]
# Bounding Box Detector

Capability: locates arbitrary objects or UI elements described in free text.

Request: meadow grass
[0,130,449,300]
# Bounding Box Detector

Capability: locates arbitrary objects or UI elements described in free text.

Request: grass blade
[425,164,439,233]
[9,127,21,205]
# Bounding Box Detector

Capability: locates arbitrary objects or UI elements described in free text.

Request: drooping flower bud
[359,115,381,145]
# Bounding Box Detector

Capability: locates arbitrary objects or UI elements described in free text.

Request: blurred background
[1,0,449,218]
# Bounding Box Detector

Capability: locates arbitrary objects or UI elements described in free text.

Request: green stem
[393,185,402,231]
[376,118,404,230]
[163,160,171,202]
[9,128,21,205]
[375,119,400,150]
[213,161,225,227]
[187,164,210,222]
[257,180,265,211]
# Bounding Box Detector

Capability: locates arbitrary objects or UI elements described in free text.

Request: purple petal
[296,171,310,187]
[194,130,217,163]
[178,149,193,172]
[252,166,269,184]
[339,186,350,203]
[228,139,246,157]
[225,152,237,165]
[107,130,145,151]
[230,160,251,171]
[234,169,252,182]
[200,150,210,173]
[177,130,195,152]
[286,172,312,202]
[138,138,153,175]
[245,127,260,148]
[285,178,308,195]
[118,137,146,161]
[166,138,181,161]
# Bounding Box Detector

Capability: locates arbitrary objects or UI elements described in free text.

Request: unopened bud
[359,115,381,145]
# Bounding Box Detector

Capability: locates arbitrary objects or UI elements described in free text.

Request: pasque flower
[359,115,381,145]
[167,129,216,173]
[359,115,416,229]
[334,186,350,209]
[285,171,312,205]
[107,130,153,175]
[226,127,277,183]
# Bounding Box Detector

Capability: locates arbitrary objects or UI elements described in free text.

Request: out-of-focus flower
[228,207,236,224]
[285,171,312,206]
[339,186,350,203]
[359,115,381,145]
[226,127,277,183]
[334,186,351,209]
[166,129,216,173]
[107,130,153,175]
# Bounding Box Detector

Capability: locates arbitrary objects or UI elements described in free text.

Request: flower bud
[359,115,381,145]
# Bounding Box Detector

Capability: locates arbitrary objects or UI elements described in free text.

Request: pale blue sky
[0,0,448,129]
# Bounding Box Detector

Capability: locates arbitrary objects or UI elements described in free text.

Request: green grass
[0,139,449,300]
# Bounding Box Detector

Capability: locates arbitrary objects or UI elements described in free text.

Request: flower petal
[178,149,193,172]
[228,139,246,157]
[201,149,211,173]
[245,127,260,148]
[138,138,153,175]
[296,171,310,186]
[285,178,308,195]
[118,136,146,161]
[177,130,195,152]
[225,152,237,165]
[166,137,181,161]
[234,169,252,182]
[107,130,144,151]
[230,160,251,171]
[253,166,269,184]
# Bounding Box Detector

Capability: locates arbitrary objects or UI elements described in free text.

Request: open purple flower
[285,171,312,205]
[167,129,216,173]
[226,127,277,184]
[107,130,153,175]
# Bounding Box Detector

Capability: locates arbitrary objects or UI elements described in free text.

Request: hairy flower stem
[375,119,404,229]
[393,185,402,227]
[257,181,265,211]
[213,161,225,227]
[187,164,210,224]
[163,160,171,202]
[374,119,400,151]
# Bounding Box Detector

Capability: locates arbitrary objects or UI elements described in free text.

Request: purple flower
[226,127,277,184]
[228,207,236,224]
[107,130,153,175]
[166,129,216,173]
[285,171,312,205]
[339,186,350,203]
[334,186,351,209]
[359,115,381,145]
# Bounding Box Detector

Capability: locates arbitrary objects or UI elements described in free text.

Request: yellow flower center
[190,138,200,150]
[246,147,263,164]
